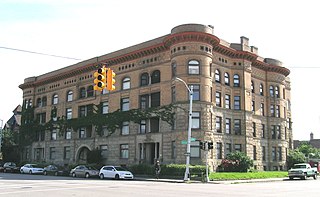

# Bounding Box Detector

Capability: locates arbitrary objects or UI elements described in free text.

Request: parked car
[3,162,20,173]
[43,165,69,176]
[20,164,44,174]
[70,165,99,178]
[99,166,134,180]
[288,163,318,180]
[0,162,4,172]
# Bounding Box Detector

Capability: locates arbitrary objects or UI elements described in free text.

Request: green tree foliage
[220,152,253,172]
[1,128,20,162]
[287,149,306,169]
[87,148,102,165]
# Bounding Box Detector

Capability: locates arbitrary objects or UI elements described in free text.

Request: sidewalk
[134,176,286,184]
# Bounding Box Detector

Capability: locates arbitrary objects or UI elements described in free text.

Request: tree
[1,128,20,162]
[87,148,102,165]
[220,152,253,172]
[287,149,306,169]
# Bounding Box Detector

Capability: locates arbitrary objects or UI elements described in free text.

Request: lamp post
[174,77,193,181]
[0,119,3,153]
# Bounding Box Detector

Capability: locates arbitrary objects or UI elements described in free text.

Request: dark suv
[3,162,19,173]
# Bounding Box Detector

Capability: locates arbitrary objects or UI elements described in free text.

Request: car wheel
[99,174,104,180]
[29,170,32,175]
[54,171,58,176]
[44,171,47,175]
[314,174,317,180]
[20,170,24,174]
[3,169,6,173]
[85,173,90,178]
[301,173,307,180]
[289,176,293,180]
[72,172,76,177]
[115,174,120,180]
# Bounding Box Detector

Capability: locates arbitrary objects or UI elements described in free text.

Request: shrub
[220,152,253,172]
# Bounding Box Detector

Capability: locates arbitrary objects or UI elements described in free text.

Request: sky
[0,0,319,140]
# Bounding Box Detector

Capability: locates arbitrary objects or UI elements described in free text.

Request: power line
[0,46,82,61]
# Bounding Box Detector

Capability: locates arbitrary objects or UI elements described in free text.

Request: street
[0,173,319,197]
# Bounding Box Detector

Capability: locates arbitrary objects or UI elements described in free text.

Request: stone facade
[19,24,293,171]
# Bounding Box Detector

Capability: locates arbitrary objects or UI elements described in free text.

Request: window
[120,144,129,159]
[272,147,276,161]
[276,105,280,117]
[262,146,266,161]
[189,85,200,101]
[270,105,275,117]
[121,121,129,135]
[260,103,265,116]
[278,147,282,161]
[234,96,241,110]
[42,97,47,106]
[79,106,87,117]
[79,127,87,138]
[79,87,86,98]
[277,125,281,139]
[64,146,70,159]
[49,147,55,160]
[216,92,221,107]
[36,113,46,124]
[192,112,200,129]
[215,69,220,82]
[269,85,274,97]
[151,70,160,84]
[140,95,149,109]
[121,98,130,111]
[251,81,255,93]
[102,101,109,114]
[100,145,108,159]
[272,126,276,139]
[87,85,94,97]
[151,92,160,107]
[67,91,73,102]
[188,60,200,75]
[233,74,240,87]
[216,116,222,133]
[65,128,72,140]
[262,124,266,138]
[122,77,131,90]
[51,129,57,140]
[217,142,222,159]
[235,144,242,152]
[139,120,147,134]
[171,63,177,77]
[253,145,257,160]
[224,72,229,85]
[66,108,72,120]
[259,84,264,96]
[252,100,255,112]
[275,86,280,98]
[52,94,58,105]
[253,122,256,137]
[140,73,149,86]
[37,98,42,107]
[226,118,231,134]
[150,118,160,133]
[225,143,232,157]
[234,119,241,135]
[190,141,200,158]
[225,94,230,109]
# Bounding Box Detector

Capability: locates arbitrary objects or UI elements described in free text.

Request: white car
[99,166,134,180]
[20,164,44,174]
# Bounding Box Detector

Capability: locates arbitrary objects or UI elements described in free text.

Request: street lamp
[0,119,3,153]
[174,77,193,181]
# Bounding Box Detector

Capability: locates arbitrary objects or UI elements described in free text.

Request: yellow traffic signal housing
[94,67,107,91]
[107,68,116,91]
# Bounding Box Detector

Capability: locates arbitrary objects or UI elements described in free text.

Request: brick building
[19,24,293,171]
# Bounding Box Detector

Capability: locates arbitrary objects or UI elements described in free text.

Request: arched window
[52,94,58,105]
[67,90,73,102]
[251,81,255,93]
[140,73,149,86]
[79,87,86,98]
[269,85,274,97]
[36,98,42,107]
[259,84,264,96]
[275,86,280,98]
[224,72,229,85]
[188,60,200,75]
[171,62,177,77]
[87,85,94,97]
[122,77,131,90]
[215,69,220,83]
[151,70,160,84]
[233,74,240,87]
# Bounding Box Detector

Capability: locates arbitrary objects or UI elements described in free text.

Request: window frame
[188,60,200,75]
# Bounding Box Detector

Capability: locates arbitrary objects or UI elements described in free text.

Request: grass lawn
[209,171,288,180]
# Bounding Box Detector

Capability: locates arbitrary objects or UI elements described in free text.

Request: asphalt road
[0,173,319,197]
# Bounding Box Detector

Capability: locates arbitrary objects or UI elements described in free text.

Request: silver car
[99,166,134,180]
[20,164,44,174]
[70,165,99,178]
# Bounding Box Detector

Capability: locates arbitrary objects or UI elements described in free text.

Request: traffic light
[94,67,107,91]
[199,141,205,150]
[208,142,214,150]
[107,68,116,91]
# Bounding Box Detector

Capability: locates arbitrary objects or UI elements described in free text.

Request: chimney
[310,132,314,140]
